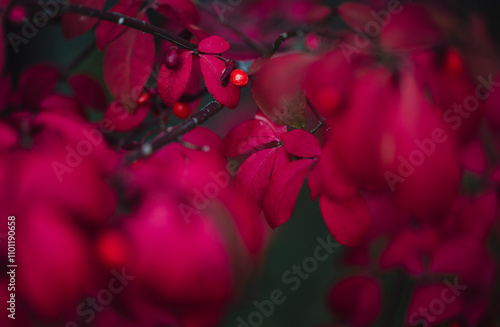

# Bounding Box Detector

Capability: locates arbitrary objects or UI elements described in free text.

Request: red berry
[164,46,180,69]
[230,69,249,87]
[137,92,150,105]
[173,102,192,119]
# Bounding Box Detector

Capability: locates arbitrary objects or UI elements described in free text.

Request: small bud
[164,46,180,69]
[220,59,236,87]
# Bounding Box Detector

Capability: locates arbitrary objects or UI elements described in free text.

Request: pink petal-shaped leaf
[103,15,154,110]
[158,51,193,107]
[39,94,84,119]
[380,4,443,51]
[156,0,200,25]
[234,146,289,208]
[222,119,281,158]
[337,2,373,30]
[200,55,240,109]
[62,0,106,39]
[263,159,315,228]
[406,283,463,326]
[11,64,60,109]
[328,275,382,327]
[95,0,142,50]
[281,129,321,157]
[0,122,18,150]
[251,53,314,128]
[460,139,487,174]
[103,100,149,132]
[198,36,230,54]
[320,193,370,247]
[69,74,107,111]
[307,161,322,201]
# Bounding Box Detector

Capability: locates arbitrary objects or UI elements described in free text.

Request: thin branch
[306,97,328,132]
[54,4,198,51]
[310,121,323,134]
[125,101,224,163]
[264,26,317,59]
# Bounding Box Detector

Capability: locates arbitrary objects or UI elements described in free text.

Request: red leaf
[40,94,84,119]
[69,74,107,111]
[156,0,200,25]
[198,36,230,54]
[11,64,60,109]
[281,129,321,158]
[328,275,382,327]
[251,53,313,128]
[95,0,142,50]
[103,16,154,110]
[200,55,240,109]
[307,161,322,201]
[221,117,283,158]
[380,5,443,51]
[103,100,149,132]
[158,51,193,107]
[263,159,315,228]
[62,0,106,39]
[337,2,373,30]
[320,193,370,247]
[234,146,290,208]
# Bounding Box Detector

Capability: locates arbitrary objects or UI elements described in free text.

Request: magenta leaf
[380,4,443,51]
[200,55,240,109]
[158,51,193,107]
[95,0,142,50]
[198,36,230,54]
[62,0,106,39]
[11,64,60,109]
[156,0,200,25]
[103,15,154,110]
[281,129,321,158]
[222,119,281,157]
[263,159,315,228]
[69,74,107,111]
[103,100,149,132]
[320,193,370,247]
[307,161,322,201]
[337,2,373,30]
[251,53,314,128]
[234,146,290,208]
[40,94,84,119]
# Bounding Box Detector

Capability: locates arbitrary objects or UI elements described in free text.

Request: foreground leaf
[320,193,370,246]
[263,159,315,228]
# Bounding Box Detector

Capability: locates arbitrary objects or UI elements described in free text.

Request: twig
[306,97,328,132]
[54,4,198,50]
[125,101,224,163]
